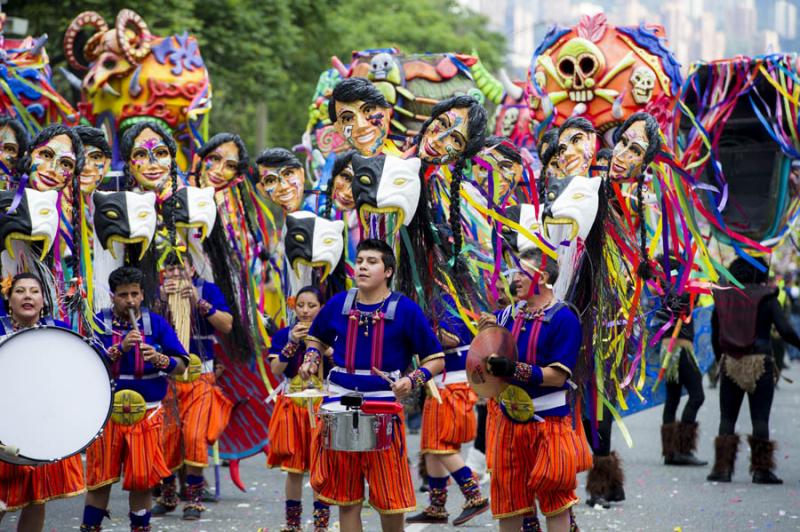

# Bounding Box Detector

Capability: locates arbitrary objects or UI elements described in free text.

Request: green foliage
[8,0,505,153]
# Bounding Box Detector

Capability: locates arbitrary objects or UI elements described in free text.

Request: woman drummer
[264,286,331,532]
[0,273,85,531]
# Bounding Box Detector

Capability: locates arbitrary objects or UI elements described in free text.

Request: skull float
[64,9,211,172]
[529,13,681,140]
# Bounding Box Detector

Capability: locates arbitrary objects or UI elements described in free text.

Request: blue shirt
[189,278,231,362]
[269,325,332,380]
[308,291,443,397]
[0,317,70,335]
[95,309,188,403]
[495,301,581,418]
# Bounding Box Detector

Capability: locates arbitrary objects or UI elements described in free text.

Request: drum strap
[103,308,153,378]
[342,291,401,374]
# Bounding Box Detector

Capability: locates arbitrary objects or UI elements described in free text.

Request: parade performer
[707,257,800,485]
[653,257,707,467]
[300,239,445,532]
[479,248,588,532]
[0,273,85,532]
[407,296,490,526]
[81,266,189,532]
[266,286,331,532]
[0,117,28,188]
[121,121,180,204]
[151,252,233,520]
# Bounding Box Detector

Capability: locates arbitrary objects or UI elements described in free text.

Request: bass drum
[0,326,114,465]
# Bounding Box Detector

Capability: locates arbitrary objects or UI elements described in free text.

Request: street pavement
[4,362,800,531]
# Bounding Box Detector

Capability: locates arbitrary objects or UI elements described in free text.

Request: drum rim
[0,324,115,464]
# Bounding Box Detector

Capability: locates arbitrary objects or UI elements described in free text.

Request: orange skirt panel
[266,395,314,473]
[487,401,581,518]
[176,373,233,467]
[310,411,415,514]
[161,385,183,471]
[420,382,478,454]
[85,408,172,492]
[0,454,85,511]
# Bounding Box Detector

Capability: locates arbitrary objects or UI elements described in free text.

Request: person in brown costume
[707,256,800,484]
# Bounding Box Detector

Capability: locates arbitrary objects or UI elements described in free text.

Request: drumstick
[306,398,316,429]
[372,366,395,385]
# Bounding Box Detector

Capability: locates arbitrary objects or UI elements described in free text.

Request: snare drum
[0,326,114,465]
[319,402,393,452]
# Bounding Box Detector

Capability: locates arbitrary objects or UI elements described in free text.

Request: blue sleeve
[153,314,189,360]
[404,298,443,362]
[547,307,581,376]
[202,282,230,313]
[308,292,341,346]
[269,328,289,357]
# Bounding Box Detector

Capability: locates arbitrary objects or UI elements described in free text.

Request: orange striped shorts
[487,400,585,518]
[421,382,478,454]
[161,385,183,471]
[85,407,172,492]
[310,412,415,514]
[0,455,85,511]
[266,395,315,473]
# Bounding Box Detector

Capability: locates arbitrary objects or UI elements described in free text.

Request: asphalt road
[3,362,799,531]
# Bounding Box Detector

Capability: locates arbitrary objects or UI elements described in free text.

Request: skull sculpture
[556,38,605,103]
[629,66,656,105]
[500,107,520,137]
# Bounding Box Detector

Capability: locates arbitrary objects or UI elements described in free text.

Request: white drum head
[0,327,113,462]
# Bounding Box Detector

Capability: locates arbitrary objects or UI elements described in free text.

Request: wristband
[408,367,432,389]
[513,362,543,385]
[281,341,299,359]
[107,344,122,362]
[303,346,321,367]
[164,356,178,373]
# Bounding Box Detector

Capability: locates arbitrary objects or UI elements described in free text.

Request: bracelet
[153,353,171,370]
[197,299,213,317]
[513,362,543,385]
[107,344,122,362]
[303,346,321,367]
[281,341,299,359]
[408,367,432,389]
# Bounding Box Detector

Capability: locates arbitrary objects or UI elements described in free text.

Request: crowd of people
[0,71,796,532]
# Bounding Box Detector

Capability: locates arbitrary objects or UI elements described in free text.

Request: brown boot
[585,452,624,508]
[748,436,783,484]
[670,422,708,466]
[707,434,739,482]
[661,423,680,464]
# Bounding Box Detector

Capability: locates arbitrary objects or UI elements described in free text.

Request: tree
[6,0,506,152]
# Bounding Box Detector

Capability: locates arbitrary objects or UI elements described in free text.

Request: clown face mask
[557,127,595,177]
[257,163,305,213]
[543,176,601,242]
[200,141,240,190]
[609,120,649,182]
[81,145,110,195]
[351,154,422,234]
[334,100,391,156]
[284,211,345,281]
[419,107,469,164]
[92,191,157,260]
[474,147,522,203]
[0,126,20,184]
[30,135,77,192]
[129,129,173,192]
[332,162,355,211]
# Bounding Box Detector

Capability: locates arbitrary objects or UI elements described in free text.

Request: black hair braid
[635,173,652,279]
[322,175,334,220]
[449,158,466,271]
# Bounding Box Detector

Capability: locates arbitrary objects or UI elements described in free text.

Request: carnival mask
[557,127,595,177]
[0,189,58,260]
[92,191,157,260]
[419,107,469,164]
[200,141,240,190]
[474,147,522,203]
[609,120,649,182]
[257,163,304,213]
[167,186,217,241]
[334,100,391,156]
[351,154,422,232]
[128,128,172,192]
[81,145,110,194]
[284,211,345,281]
[0,126,19,183]
[500,203,543,253]
[29,134,77,192]
[543,176,601,242]
[332,162,355,211]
